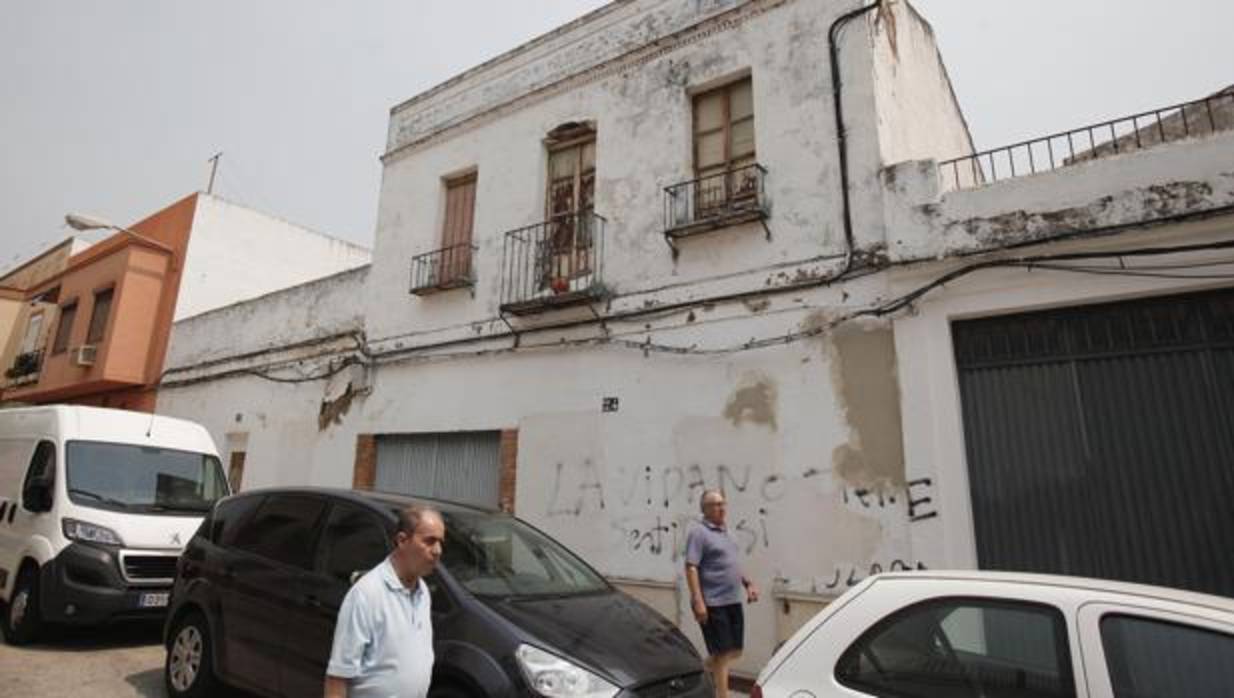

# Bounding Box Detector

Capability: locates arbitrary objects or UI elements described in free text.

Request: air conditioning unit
[72,345,98,367]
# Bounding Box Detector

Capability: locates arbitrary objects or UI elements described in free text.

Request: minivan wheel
[2,566,43,645]
[165,611,217,698]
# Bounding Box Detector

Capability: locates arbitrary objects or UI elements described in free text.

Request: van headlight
[515,644,619,698]
[62,518,125,546]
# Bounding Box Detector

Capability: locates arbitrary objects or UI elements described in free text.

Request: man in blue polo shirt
[685,489,759,698]
[325,505,445,698]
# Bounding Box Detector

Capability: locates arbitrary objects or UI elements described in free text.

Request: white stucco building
[156,0,1234,677]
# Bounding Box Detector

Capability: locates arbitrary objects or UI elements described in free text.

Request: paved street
[0,625,742,697]
[0,623,255,698]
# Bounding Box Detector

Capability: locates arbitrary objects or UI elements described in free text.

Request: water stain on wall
[827,321,907,490]
[723,371,778,430]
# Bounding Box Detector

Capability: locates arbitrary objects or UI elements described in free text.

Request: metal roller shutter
[375,431,502,510]
[954,288,1234,597]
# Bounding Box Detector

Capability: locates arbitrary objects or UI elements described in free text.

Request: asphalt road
[1,625,747,697]
[0,622,254,698]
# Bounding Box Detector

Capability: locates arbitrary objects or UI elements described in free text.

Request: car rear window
[1101,613,1234,697]
[231,495,327,569]
[836,597,1075,698]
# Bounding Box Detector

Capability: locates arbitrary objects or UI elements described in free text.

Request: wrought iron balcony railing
[500,211,606,315]
[410,243,478,295]
[664,163,768,238]
[4,350,44,385]
[940,90,1234,191]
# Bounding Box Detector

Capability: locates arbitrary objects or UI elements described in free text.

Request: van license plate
[140,593,169,608]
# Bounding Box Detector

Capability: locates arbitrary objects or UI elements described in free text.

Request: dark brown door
[281,501,391,698]
[221,494,327,694]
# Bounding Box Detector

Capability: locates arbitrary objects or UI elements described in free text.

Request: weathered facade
[154,0,1234,678]
[1,193,370,410]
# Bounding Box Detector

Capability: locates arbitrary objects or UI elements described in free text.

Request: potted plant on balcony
[5,352,40,380]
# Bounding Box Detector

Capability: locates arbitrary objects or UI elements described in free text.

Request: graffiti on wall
[544,459,939,565]
[841,477,937,522]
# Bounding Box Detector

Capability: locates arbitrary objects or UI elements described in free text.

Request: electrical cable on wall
[157,235,1234,386]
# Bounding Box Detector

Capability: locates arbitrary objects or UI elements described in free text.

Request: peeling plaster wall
[829,322,907,490]
[178,194,371,321]
[386,0,825,154]
[882,129,1234,261]
[368,0,893,351]
[156,280,942,675]
[869,1,974,170]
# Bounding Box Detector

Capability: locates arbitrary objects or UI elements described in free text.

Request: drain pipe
[829,0,885,275]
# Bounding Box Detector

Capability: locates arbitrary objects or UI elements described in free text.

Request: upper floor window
[86,288,114,345]
[693,77,755,180]
[546,123,596,220]
[52,301,77,355]
[19,313,44,355]
[440,172,477,283]
[543,123,597,283]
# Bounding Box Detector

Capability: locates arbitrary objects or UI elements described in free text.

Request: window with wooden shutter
[86,288,113,345]
[52,302,77,355]
[543,124,596,286]
[693,77,757,214]
[440,173,477,284]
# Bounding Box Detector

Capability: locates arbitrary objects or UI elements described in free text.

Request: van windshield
[66,441,229,514]
[440,511,608,599]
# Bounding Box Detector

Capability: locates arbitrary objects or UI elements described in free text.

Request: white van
[0,405,229,644]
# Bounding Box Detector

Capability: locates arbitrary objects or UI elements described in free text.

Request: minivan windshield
[441,511,608,598]
[66,441,229,514]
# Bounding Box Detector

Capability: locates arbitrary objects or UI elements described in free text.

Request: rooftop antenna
[207,152,223,195]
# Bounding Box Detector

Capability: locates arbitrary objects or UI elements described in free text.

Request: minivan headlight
[515,644,619,698]
[62,518,125,546]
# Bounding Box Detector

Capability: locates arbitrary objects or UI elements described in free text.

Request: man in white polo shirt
[324,505,446,698]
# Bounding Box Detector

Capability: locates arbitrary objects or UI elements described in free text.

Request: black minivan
[163,487,711,697]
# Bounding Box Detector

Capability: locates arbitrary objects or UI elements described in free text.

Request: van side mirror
[23,480,52,513]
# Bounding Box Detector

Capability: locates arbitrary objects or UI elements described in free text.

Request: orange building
[0,193,370,411]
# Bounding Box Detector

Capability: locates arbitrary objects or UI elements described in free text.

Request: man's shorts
[699,603,744,656]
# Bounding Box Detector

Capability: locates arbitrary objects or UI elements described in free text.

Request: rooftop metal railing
[940,90,1234,191]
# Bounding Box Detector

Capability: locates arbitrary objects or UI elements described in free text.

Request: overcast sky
[3,1,1231,275]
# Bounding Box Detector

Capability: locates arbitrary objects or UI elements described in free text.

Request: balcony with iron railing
[940,89,1234,191]
[410,243,478,295]
[664,163,768,239]
[4,350,44,387]
[499,211,606,315]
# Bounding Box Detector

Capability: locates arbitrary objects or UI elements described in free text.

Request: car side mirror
[22,480,52,513]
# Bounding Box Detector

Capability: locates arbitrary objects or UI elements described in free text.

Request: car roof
[870,570,1234,614]
[223,486,500,520]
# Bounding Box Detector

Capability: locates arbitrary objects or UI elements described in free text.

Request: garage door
[954,288,1234,597]
[375,432,501,509]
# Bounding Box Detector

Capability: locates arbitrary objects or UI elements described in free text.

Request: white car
[754,571,1234,698]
